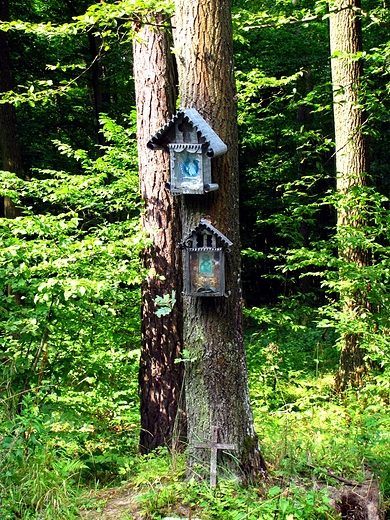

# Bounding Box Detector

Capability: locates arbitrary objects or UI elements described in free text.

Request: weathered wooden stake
[194,425,235,488]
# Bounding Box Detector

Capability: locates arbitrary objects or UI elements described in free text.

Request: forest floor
[79,471,382,519]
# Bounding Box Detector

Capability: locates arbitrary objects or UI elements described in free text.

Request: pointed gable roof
[182,218,233,248]
[147,108,227,158]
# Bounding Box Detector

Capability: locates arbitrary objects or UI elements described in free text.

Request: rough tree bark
[133,14,185,453]
[329,0,370,391]
[173,0,266,481]
[0,0,23,218]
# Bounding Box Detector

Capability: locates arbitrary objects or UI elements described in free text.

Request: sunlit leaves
[0,0,174,37]
[0,116,144,423]
[0,1,174,108]
[154,290,176,317]
[232,0,328,34]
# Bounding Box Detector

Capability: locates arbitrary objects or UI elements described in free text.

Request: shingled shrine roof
[147,108,227,158]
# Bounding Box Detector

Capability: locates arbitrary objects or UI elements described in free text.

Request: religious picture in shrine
[174,146,203,191]
[189,250,222,294]
[180,218,232,297]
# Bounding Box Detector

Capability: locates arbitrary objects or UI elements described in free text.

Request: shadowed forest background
[2,0,390,518]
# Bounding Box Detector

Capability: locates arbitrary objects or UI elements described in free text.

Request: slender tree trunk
[0,0,23,218]
[174,0,266,481]
[329,0,370,391]
[63,0,108,149]
[88,33,109,148]
[297,69,314,295]
[133,14,185,453]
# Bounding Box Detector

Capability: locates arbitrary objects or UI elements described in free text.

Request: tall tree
[174,0,266,480]
[329,0,370,390]
[0,0,23,218]
[133,13,185,453]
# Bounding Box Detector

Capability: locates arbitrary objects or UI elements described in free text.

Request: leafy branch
[154,290,176,317]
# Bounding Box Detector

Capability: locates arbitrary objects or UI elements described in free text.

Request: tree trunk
[88,32,109,148]
[0,0,23,218]
[133,14,185,453]
[329,0,370,391]
[174,0,266,481]
[297,68,314,295]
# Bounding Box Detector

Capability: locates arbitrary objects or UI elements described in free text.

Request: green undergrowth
[2,315,390,518]
[246,312,390,489]
[131,452,334,519]
[0,348,141,519]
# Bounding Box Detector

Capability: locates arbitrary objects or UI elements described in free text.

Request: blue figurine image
[180,152,200,185]
[199,253,213,275]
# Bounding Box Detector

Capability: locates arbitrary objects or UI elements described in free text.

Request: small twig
[307,464,361,486]
[327,469,361,486]
[31,326,49,375]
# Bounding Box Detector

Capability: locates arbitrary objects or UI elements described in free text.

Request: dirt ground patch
[79,486,144,520]
[79,484,196,520]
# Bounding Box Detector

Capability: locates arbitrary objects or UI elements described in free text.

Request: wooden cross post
[194,425,235,488]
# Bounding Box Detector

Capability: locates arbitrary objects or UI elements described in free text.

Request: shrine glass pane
[189,250,222,295]
[174,150,203,191]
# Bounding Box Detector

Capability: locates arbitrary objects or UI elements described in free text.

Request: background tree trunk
[329,0,370,391]
[173,0,266,480]
[0,0,23,218]
[133,14,185,453]
[88,32,109,148]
